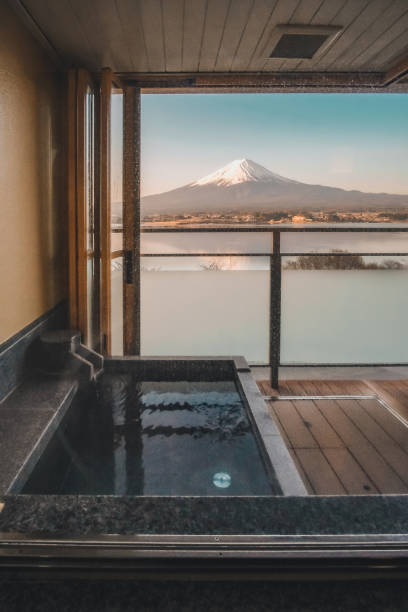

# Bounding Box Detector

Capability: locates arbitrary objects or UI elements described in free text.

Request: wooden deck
[258,380,408,495]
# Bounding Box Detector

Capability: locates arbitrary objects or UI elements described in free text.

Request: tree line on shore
[283,251,405,270]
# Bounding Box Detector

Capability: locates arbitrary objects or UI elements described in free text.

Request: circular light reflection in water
[213,472,231,488]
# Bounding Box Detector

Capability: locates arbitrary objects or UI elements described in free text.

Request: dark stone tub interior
[20,360,282,496]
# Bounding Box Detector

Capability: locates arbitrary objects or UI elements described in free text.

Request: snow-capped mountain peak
[191,158,298,187]
[141,157,407,217]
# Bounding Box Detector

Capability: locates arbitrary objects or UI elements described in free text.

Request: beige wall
[0,3,66,343]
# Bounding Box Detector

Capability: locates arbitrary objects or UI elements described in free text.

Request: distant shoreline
[138,209,408,228]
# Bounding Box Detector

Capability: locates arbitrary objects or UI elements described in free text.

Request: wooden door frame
[100,67,113,354]
[100,69,129,355]
[68,68,100,349]
[67,69,78,331]
[69,68,138,354]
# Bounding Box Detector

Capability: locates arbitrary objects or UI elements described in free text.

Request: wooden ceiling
[11,0,408,87]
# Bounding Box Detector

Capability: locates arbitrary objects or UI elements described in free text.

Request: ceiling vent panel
[263,25,343,61]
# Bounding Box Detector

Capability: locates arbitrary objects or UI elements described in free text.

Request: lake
[111,231,408,365]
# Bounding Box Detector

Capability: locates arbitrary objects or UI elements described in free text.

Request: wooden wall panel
[110,0,149,71]
[249,0,300,71]
[24,0,98,68]
[76,69,90,345]
[368,18,408,70]
[215,0,254,71]
[334,1,408,70]
[20,0,408,75]
[162,0,184,72]
[139,0,166,71]
[297,0,389,72]
[277,0,330,72]
[198,0,231,71]
[181,0,207,71]
[312,0,388,71]
[289,0,349,71]
[67,70,78,329]
[69,0,130,70]
[230,0,278,71]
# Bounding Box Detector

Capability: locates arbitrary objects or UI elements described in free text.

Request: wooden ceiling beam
[384,54,408,86]
[195,73,384,88]
[118,71,386,90]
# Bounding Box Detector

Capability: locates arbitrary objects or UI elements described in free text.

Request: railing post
[270,230,281,389]
[123,85,141,355]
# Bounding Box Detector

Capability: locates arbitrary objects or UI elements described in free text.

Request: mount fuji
[141,159,407,217]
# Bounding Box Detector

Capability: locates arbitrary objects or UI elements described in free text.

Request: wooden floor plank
[391,382,408,406]
[397,380,408,393]
[313,380,337,395]
[293,400,344,449]
[257,380,271,396]
[257,379,408,495]
[273,401,318,449]
[337,399,408,487]
[287,448,315,494]
[283,380,306,396]
[323,448,379,495]
[323,380,355,395]
[385,381,408,402]
[318,399,408,494]
[330,380,352,394]
[393,380,408,391]
[358,397,408,452]
[297,380,320,396]
[364,380,408,422]
[347,380,367,395]
[295,449,346,495]
[353,380,372,395]
[277,381,292,396]
[320,381,344,395]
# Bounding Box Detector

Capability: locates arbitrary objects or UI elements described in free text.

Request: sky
[134,93,408,198]
[111,93,408,200]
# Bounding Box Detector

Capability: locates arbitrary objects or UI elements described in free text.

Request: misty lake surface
[111,231,408,364]
[139,231,408,257]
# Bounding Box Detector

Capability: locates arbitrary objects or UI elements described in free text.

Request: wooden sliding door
[100,71,134,356]
[99,68,113,354]
[68,68,100,350]
[68,69,139,355]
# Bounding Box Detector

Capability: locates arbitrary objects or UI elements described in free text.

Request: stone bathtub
[9,356,306,498]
